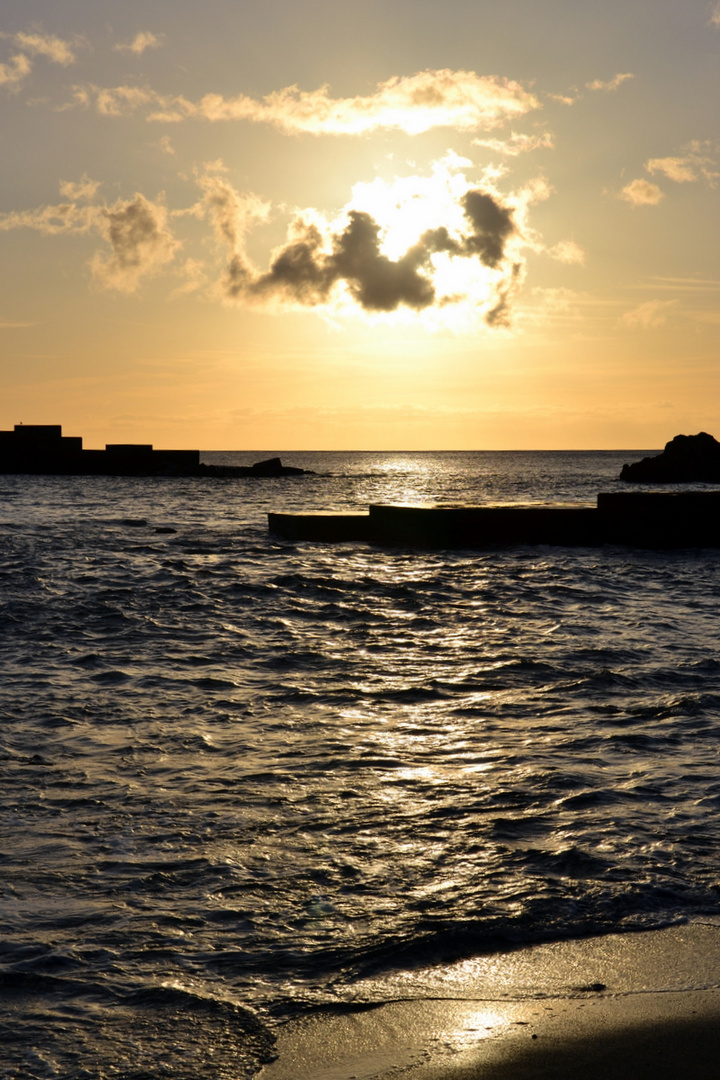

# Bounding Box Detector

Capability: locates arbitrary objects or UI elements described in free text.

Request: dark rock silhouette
[200,456,309,478]
[620,433,720,483]
[0,424,312,478]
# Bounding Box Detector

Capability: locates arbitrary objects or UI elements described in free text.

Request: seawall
[269,492,720,548]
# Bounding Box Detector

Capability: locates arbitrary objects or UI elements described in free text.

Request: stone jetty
[269,491,720,548]
[0,424,311,477]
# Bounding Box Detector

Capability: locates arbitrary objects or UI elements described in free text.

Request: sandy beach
[259,924,720,1080]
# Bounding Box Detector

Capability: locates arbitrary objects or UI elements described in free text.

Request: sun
[332,155,520,328]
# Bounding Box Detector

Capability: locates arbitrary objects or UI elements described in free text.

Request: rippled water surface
[2,451,720,1077]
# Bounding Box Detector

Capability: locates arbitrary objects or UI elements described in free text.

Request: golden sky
[2,0,720,449]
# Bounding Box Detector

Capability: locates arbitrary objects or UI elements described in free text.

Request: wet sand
[259,924,720,1079]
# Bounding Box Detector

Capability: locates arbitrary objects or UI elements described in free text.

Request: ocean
[3,450,720,1078]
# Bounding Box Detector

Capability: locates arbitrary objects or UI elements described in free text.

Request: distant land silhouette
[0,424,311,477]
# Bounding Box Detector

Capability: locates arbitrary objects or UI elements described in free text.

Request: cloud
[645,145,718,187]
[59,174,101,201]
[74,69,540,134]
[622,299,676,328]
[90,195,180,292]
[196,172,270,251]
[0,53,32,88]
[199,159,537,327]
[157,134,175,155]
[547,239,585,264]
[71,83,158,116]
[547,92,577,105]
[0,181,179,292]
[0,30,77,90]
[0,153,549,325]
[619,178,664,206]
[13,31,77,65]
[114,32,163,55]
[473,131,554,155]
[524,286,590,327]
[0,199,98,235]
[710,2,720,26]
[645,156,698,183]
[586,73,634,92]
[170,257,208,298]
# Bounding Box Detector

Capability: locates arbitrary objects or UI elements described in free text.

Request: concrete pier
[269,492,720,548]
[267,511,372,542]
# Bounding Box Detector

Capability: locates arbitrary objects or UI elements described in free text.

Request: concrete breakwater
[0,424,310,477]
[269,491,720,548]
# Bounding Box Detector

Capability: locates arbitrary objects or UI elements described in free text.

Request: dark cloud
[242,222,333,304]
[218,188,520,323]
[91,194,179,292]
[484,261,523,326]
[331,212,436,311]
[461,190,515,268]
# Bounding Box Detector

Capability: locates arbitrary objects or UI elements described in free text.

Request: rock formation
[620,433,720,483]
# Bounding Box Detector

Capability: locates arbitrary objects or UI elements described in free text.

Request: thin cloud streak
[622,299,676,328]
[586,73,634,92]
[646,156,698,183]
[73,69,540,134]
[114,32,164,55]
[473,131,554,155]
[645,145,718,187]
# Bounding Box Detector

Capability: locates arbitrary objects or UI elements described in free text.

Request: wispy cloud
[645,275,720,292]
[547,92,577,105]
[646,156,698,183]
[0,30,77,91]
[622,299,676,328]
[710,2,720,26]
[71,83,158,116]
[59,174,102,201]
[0,199,98,235]
[0,181,179,292]
[170,257,208,298]
[619,178,664,206]
[113,32,164,56]
[73,69,540,134]
[473,131,554,156]
[645,144,718,187]
[547,239,585,264]
[13,31,77,66]
[0,53,32,88]
[91,195,180,292]
[586,73,634,92]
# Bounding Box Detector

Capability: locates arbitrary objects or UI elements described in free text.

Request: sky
[1,0,720,450]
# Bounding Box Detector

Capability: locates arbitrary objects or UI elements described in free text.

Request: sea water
[2,450,720,1078]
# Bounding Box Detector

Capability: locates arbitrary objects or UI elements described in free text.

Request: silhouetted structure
[270,492,720,548]
[620,433,720,483]
[0,425,310,477]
